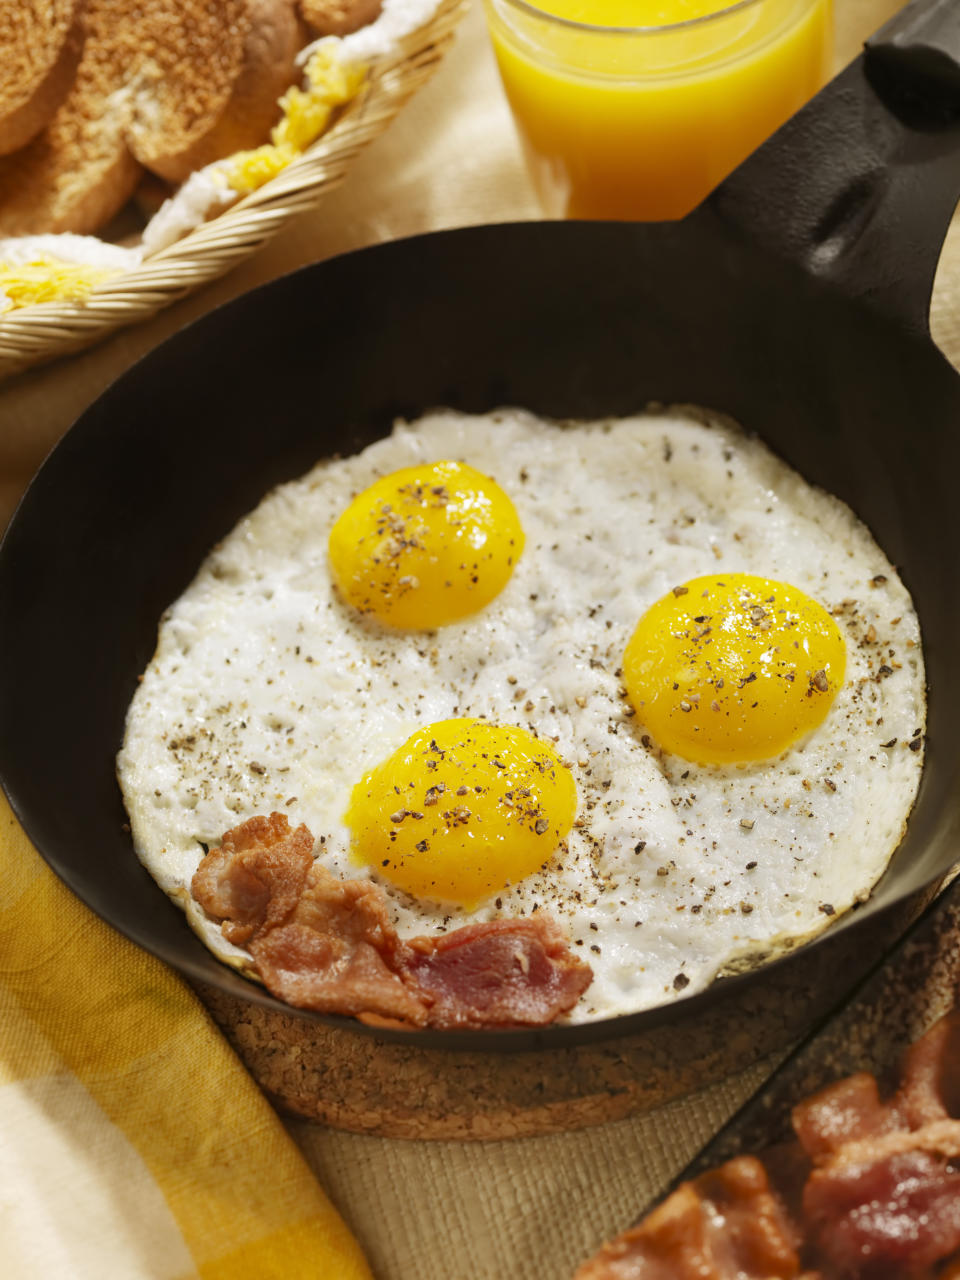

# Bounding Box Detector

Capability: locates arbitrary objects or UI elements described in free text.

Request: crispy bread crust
[299,0,382,37]
[0,0,141,236]
[0,0,305,234]
[127,0,306,184]
[0,0,87,157]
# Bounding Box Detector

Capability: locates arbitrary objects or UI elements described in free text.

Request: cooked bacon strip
[191,813,592,1029]
[896,1011,960,1127]
[804,1131,960,1276]
[793,1014,960,1165]
[798,1017,960,1277]
[578,1008,960,1280]
[574,1157,803,1280]
[575,1183,715,1280]
[250,864,430,1026]
[400,916,593,1029]
[793,1072,900,1160]
[191,812,314,946]
[695,1159,805,1279]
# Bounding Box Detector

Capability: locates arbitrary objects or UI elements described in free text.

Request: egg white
[117,409,926,1023]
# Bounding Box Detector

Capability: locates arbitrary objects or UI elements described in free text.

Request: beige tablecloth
[2,3,959,1278]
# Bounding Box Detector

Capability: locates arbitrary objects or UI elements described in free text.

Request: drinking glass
[482,0,833,220]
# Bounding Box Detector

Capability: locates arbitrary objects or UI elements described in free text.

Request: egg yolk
[328,461,524,629]
[345,718,577,906]
[622,574,846,764]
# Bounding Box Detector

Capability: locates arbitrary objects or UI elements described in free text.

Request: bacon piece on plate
[896,1010,960,1126]
[694,1158,804,1279]
[574,1156,803,1279]
[577,1008,960,1280]
[191,812,314,946]
[793,1012,960,1274]
[795,1012,960,1275]
[803,1121,960,1276]
[792,1072,899,1160]
[400,915,593,1029]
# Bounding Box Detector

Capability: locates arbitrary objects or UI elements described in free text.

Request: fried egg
[327,459,524,629]
[622,574,847,764]
[117,408,925,1022]
[346,718,577,906]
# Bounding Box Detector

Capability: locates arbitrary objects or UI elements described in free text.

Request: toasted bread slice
[0,0,310,236]
[0,1,87,157]
[127,0,305,184]
[0,0,141,236]
[299,0,382,37]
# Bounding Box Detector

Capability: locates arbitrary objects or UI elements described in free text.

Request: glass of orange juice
[482,0,833,220]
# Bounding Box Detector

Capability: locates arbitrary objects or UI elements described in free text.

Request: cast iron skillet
[2,0,960,1051]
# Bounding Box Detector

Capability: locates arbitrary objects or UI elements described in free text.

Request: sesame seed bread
[0,0,304,236]
[127,0,306,184]
[299,0,383,37]
[0,0,86,157]
[0,0,142,236]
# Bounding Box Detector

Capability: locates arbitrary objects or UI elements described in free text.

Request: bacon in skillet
[190,811,314,947]
[402,915,594,1029]
[191,813,593,1029]
[250,863,432,1025]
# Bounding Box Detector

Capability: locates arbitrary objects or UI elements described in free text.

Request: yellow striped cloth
[0,791,372,1280]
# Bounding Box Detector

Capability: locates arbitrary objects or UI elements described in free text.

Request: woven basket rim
[0,0,468,376]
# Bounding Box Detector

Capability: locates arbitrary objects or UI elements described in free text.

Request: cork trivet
[192,889,936,1140]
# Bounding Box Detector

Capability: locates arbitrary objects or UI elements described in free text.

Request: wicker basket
[0,0,468,381]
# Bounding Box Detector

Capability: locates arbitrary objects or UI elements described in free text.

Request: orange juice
[483,0,833,220]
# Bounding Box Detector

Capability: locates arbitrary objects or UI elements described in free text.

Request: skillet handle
[705,0,960,336]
